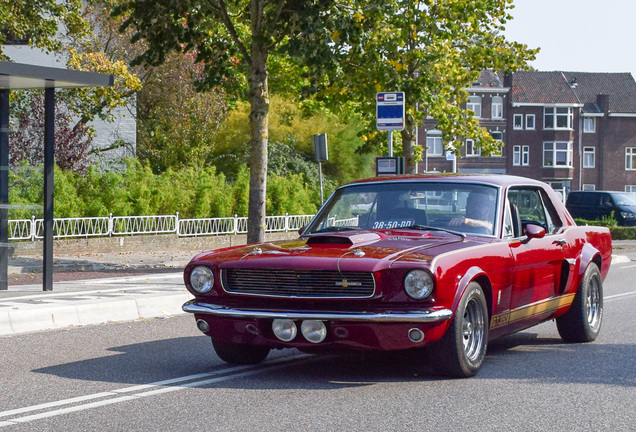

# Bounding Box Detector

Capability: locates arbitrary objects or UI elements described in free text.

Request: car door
[507,187,567,329]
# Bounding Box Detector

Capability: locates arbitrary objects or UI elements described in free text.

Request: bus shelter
[0,61,113,291]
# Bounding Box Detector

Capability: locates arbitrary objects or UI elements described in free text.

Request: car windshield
[612,193,636,206]
[306,181,499,236]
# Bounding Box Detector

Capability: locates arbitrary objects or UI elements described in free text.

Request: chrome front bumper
[182,300,453,323]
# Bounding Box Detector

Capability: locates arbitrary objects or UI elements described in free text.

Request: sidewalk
[1,242,635,337]
[1,250,198,337]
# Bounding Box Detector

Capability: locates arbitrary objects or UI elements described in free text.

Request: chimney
[596,94,610,114]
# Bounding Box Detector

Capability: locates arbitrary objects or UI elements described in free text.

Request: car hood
[190,230,489,273]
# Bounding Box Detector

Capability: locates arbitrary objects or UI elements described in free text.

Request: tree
[136,53,228,173]
[3,0,142,171]
[114,0,337,243]
[0,0,88,58]
[290,0,538,173]
[10,93,94,171]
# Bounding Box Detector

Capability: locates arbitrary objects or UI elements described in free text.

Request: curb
[611,254,631,264]
[0,292,192,336]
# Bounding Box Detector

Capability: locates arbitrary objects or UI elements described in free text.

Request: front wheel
[211,338,270,365]
[429,282,489,378]
[556,262,603,342]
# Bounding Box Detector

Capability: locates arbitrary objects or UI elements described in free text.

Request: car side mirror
[298,226,306,235]
[603,201,613,208]
[524,223,546,240]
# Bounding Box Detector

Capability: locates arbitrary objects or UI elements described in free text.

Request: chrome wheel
[430,282,488,378]
[586,274,601,332]
[462,296,486,362]
[556,262,603,343]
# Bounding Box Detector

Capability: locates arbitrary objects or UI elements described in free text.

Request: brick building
[419,70,636,193]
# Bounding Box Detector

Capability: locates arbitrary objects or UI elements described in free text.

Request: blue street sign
[376,92,405,131]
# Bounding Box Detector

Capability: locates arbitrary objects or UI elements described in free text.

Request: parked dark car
[566,191,636,226]
[183,175,612,378]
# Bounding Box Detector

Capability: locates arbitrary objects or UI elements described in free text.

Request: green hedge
[573,218,636,239]
[8,160,321,219]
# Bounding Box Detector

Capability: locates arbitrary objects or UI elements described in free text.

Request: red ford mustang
[183,175,612,377]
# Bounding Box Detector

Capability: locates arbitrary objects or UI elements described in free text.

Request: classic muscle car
[182,175,612,377]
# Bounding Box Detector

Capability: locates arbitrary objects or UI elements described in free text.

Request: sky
[504,0,636,77]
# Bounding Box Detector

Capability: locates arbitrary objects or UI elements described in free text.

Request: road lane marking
[0,354,311,427]
[615,264,636,269]
[605,291,636,301]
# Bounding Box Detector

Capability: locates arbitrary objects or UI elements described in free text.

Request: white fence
[8,213,314,241]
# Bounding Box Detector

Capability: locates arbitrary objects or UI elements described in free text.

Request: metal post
[318,161,324,204]
[0,90,9,291]
[43,87,55,291]
[388,130,393,157]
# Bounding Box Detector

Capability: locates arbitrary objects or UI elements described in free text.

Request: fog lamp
[272,319,297,342]
[301,320,327,344]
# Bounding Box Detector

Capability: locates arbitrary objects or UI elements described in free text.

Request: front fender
[451,266,489,313]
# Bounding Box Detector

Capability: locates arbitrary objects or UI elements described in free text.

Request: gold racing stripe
[490,293,576,329]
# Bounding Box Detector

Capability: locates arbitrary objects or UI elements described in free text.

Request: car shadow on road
[32,329,636,390]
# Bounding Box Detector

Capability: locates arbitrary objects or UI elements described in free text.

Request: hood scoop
[306,231,383,247]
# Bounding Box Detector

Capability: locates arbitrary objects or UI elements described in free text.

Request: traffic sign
[376,92,405,131]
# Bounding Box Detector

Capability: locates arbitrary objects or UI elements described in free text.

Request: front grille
[221,268,376,299]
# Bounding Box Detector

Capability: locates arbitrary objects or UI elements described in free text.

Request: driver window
[508,188,548,231]
[508,187,563,234]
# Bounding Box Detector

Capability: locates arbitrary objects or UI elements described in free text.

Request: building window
[583,117,596,133]
[543,141,573,167]
[583,184,596,191]
[544,107,573,130]
[583,147,595,168]
[526,114,535,130]
[513,114,523,129]
[626,185,636,192]
[491,96,503,119]
[513,145,530,166]
[467,96,482,118]
[466,139,480,157]
[490,131,503,157]
[426,131,443,156]
[626,147,636,170]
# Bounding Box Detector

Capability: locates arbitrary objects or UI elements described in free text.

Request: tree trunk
[401,113,417,174]
[246,44,269,244]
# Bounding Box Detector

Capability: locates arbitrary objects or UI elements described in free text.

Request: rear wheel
[556,262,603,342]
[430,282,488,378]
[211,338,270,365]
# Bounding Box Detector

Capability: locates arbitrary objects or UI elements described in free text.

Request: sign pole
[388,130,393,157]
[318,161,324,204]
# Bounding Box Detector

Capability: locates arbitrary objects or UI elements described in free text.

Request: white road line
[605,291,636,301]
[0,355,311,427]
[615,264,636,269]
[0,284,185,302]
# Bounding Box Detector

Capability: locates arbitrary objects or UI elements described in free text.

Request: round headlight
[404,269,434,300]
[190,266,214,294]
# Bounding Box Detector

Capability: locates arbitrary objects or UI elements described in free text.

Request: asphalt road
[1,262,635,432]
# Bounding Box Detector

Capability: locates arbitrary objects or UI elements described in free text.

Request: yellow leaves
[68,49,142,92]
[332,31,341,43]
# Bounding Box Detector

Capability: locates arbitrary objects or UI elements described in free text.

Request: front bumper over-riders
[183,300,453,351]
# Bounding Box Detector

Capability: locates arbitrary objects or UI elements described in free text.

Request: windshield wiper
[409,225,466,239]
[311,226,358,234]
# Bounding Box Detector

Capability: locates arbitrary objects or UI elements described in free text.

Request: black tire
[430,282,489,378]
[556,262,603,342]
[211,338,270,365]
